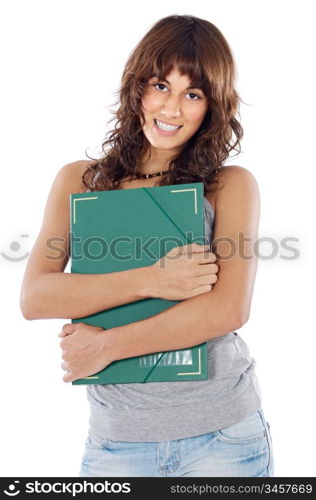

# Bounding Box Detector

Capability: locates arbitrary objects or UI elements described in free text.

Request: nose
[160,93,181,119]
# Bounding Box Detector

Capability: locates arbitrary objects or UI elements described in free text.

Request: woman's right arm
[20,161,218,320]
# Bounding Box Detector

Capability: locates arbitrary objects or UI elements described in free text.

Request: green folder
[70,182,208,385]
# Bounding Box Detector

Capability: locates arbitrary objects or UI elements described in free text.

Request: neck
[136,146,179,176]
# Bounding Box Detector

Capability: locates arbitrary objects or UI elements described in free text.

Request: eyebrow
[152,77,203,91]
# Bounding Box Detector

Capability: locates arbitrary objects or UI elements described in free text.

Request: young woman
[20,15,274,477]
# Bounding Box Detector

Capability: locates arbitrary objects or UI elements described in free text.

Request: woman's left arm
[60,166,260,382]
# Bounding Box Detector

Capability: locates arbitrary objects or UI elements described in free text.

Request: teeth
[155,119,181,132]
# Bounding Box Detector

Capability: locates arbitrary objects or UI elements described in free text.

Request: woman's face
[141,67,209,157]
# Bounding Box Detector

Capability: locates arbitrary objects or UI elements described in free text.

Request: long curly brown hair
[82,14,244,194]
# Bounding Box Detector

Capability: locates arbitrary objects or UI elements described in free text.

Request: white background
[0,0,315,477]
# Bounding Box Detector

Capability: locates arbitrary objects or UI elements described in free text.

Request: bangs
[149,44,209,92]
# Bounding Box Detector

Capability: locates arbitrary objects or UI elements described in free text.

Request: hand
[150,243,219,301]
[58,322,114,383]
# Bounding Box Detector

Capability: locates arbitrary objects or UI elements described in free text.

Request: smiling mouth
[154,119,182,133]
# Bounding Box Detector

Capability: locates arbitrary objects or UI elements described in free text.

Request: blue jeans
[79,408,274,477]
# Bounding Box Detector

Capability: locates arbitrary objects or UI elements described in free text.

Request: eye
[153,83,168,92]
[186,92,201,101]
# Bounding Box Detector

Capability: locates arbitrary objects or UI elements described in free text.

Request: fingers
[169,243,216,260]
[58,322,78,338]
[196,263,219,276]
[191,284,213,296]
[186,244,217,262]
[196,252,217,264]
[61,358,75,383]
[166,243,217,262]
[61,361,69,371]
[63,371,73,383]
[60,359,71,383]
[195,273,218,286]
[58,323,83,383]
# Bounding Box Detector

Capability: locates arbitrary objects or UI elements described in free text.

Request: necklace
[135,170,169,179]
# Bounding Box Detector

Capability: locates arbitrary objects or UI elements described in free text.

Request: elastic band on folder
[142,188,193,245]
[141,188,195,383]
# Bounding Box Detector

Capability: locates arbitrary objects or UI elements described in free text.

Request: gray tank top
[86,196,262,441]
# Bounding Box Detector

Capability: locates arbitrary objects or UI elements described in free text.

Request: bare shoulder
[205,165,260,213]
[58,159,98,194]
[217,165,260,202]
[217,165,258,183]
